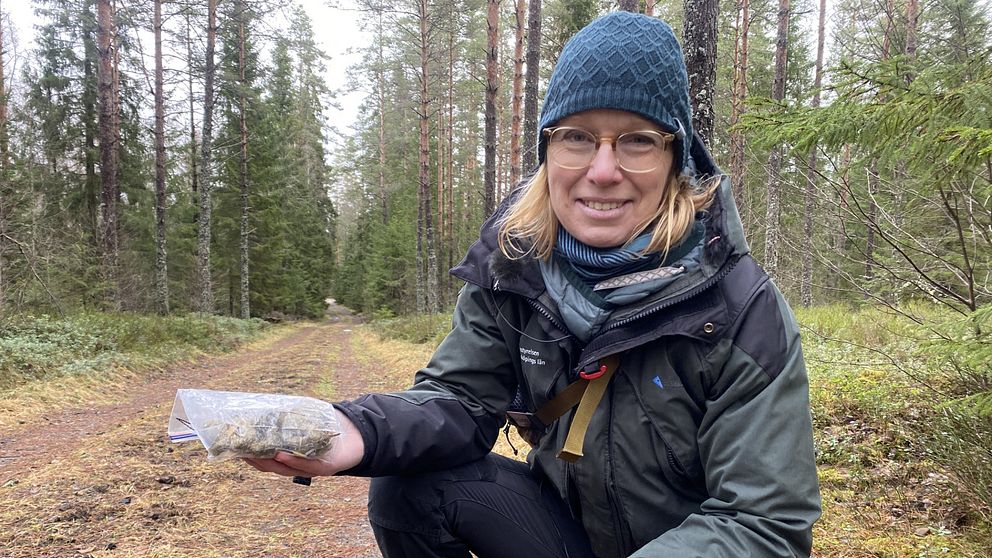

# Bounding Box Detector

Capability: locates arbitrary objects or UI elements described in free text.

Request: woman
[247,11,821,558]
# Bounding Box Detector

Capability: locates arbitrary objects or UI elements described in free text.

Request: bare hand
[244,410,364,478]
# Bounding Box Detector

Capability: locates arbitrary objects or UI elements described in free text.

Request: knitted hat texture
[538,12,693,173]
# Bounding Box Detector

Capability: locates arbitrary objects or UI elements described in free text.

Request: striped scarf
[553,229,661,284]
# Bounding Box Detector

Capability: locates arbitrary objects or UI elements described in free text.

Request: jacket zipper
[525,297,570,337]
[606,382,630,557]
[604,256,738,333]
[575,257,740,370]
[494,278,571,336]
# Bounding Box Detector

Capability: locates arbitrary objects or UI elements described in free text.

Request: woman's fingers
[243,455,310,477]
[272,451,338,476]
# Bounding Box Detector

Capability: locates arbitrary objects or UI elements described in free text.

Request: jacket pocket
[623,356,706,484]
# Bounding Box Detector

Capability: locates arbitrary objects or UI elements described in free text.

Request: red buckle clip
[579,364,608,380]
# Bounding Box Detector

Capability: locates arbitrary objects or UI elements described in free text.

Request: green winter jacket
[337,141,821,557]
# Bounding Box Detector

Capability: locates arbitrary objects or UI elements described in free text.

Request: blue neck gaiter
[553,222,704,286]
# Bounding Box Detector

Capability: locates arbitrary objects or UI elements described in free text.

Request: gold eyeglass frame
[543,126,676,174]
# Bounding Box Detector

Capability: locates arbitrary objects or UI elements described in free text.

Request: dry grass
[0,322,378,558]
[0,330,291,432]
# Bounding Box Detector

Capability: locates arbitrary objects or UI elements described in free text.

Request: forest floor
[0,314,381,558]
[1,309,988,557]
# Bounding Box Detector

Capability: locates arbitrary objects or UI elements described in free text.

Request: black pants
[367,453,596,558]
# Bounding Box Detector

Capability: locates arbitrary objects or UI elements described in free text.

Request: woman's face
[547,109,674,249]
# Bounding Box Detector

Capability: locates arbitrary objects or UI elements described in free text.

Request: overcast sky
[1,0,368,132]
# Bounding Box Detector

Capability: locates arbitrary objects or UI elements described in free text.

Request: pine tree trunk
[0,5,8,170]
[865,159,879,284]
[801,0,826,308]
[84,39,99,247]
[153,0,169,314]
[446,23,456,303]
[186,10,198,198]
[377,10,388,223]
[0,5,6,315]
[437,58,446,270]
[729,0,750,226]
[645,0,654,16]
[905,0,918,62]
[417,0,438,314]
[97,0,120,309]
[484,0,499,218]
[522,0,541,173]
[509,0,526,188]
[683,0,719,144]
[866,0,895,288]
[763,0,789,277]
[237,3,250,319]
[197,0,217,313]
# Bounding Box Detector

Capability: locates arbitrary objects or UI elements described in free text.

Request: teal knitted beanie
[538,12,693,174]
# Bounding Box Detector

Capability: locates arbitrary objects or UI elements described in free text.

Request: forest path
[0,319,379,558]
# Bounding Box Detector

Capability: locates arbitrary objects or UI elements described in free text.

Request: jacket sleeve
[334,283,519,476]
[632,282,822,557]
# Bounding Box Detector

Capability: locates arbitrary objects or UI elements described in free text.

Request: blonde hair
[497,165,718,261]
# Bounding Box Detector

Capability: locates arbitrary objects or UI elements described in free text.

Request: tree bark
[185,9,198,198]
[377,9,388,223]
[801,0,826,307]
[83,3,99,248]
[197,0,217,313]
[645,0,654,16]
[866,0,895,287]
[416,0,438,314]
[446,18,456,302]
[0,3,8,170]
[618,0,638,11]
[153,0,169,314]
[763,0,789,277]
[683,0,719,145]
[522,0,541,173]
[509,0,526,188]
[0,3,6,314]
[728,0,750,226]
[237,1,250,319]
[484,0,499,218]
[97,0,120,309]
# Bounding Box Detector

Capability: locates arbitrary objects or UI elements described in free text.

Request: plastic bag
[168,389,341,461]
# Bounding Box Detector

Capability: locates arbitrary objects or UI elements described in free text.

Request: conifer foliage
[0,0,336,318]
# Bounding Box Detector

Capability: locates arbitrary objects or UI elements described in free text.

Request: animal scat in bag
[168,389,341,461]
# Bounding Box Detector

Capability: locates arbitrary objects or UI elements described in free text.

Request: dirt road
[0,320,380,558]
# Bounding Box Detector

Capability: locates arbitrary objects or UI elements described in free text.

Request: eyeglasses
[543,126,676,173]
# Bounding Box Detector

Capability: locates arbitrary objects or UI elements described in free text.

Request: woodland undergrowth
[367,302,992,557]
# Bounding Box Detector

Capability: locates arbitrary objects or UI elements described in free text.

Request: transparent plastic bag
[168,389,341,461]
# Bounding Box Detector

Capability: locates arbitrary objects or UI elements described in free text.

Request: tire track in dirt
[0,319,380,557]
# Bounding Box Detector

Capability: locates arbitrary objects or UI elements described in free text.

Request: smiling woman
[245,12,822,558]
